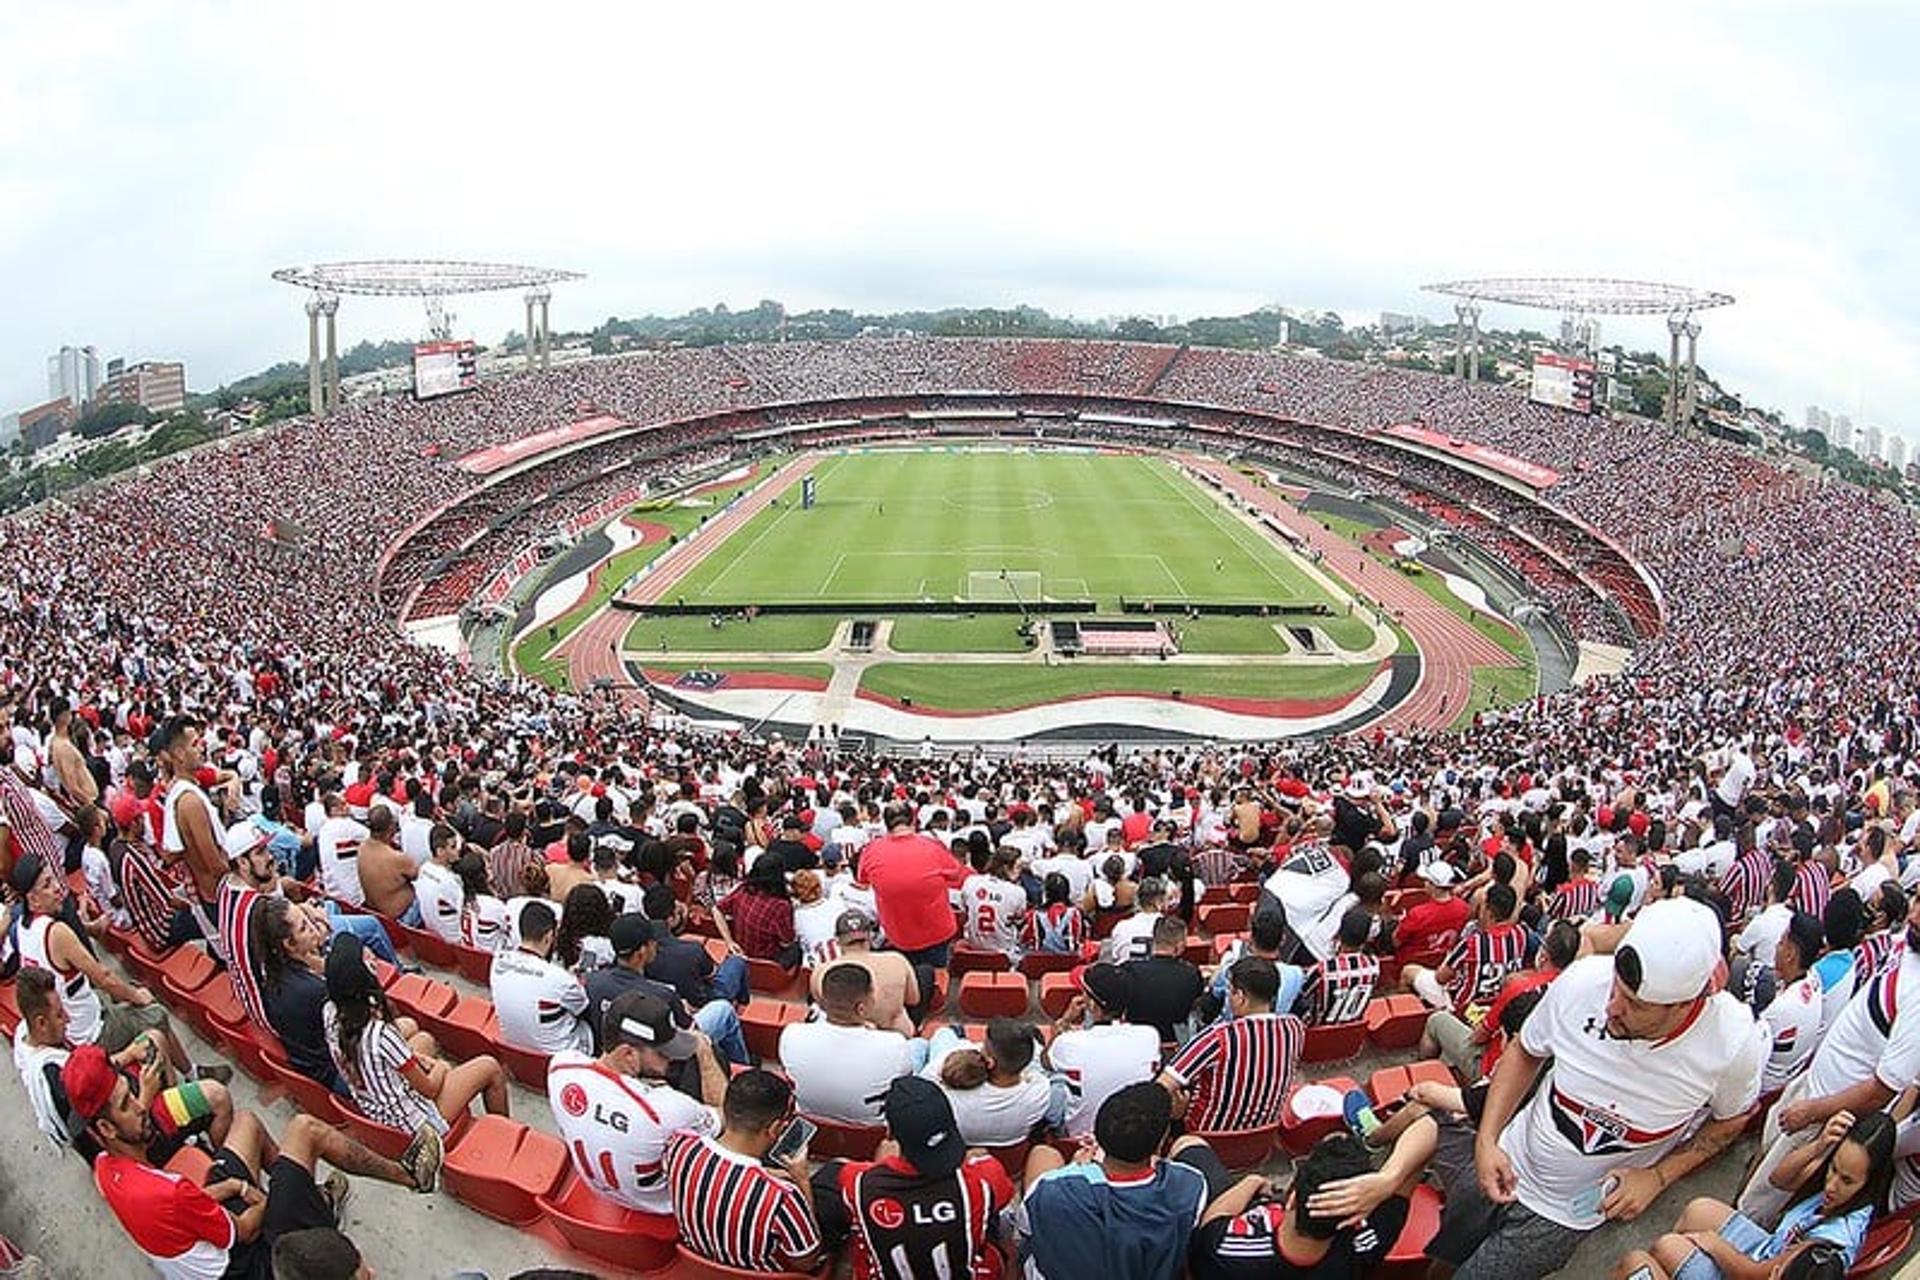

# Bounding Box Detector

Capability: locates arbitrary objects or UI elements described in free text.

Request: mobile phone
[144,1038,160,1067]
[1623,1267,1654,1280]
[766,1117,816,1165]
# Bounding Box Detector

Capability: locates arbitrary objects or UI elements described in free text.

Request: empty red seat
[386,973,457,1021]
[123,936,172,986]
[958,972,1028,1019]
[804,1115,885,1160]
[1017,952,1080,980]
[441,1116,568,1225]
[431,996,500,1062]
[260,1050,349,1125]
[1377,1183,1443,1279]
[1190,1123,1282,1172]
[1850,1219,1914,1279]
[746,957,808,1000]
[983,1139,1031,1181]
[156,947,220,1003]
[1301,1019,1368,1064]
[536,1174,678,1273]
[454,944,494,986]
[1181,938,1212,967]
[950,945,1012,975]
[1365,995,1429,1051]
[405,926,458,970]
[1211,933,1248,962]
[1196,903,1250,936]
[1039,973,1077,1019]
[742,999,807,1061]
[496,1039,551,1090]
[340,1106,471,1162]
[1279,1077,1358,1156]
[1226,883,1260,903]
[1369,1061,1454,1108]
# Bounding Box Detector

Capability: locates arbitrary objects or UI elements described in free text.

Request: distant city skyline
[2,3,1915,442]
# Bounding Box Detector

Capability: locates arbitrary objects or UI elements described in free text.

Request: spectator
[1107,876,1169,964]
[720,858,801,968]
[354,808,418,925]
[412,823,465,943]
[253,895,351,1097]
[270,1228,368,1280]
[924,1017,1059,1147]
[1404,881,1532,1015]
[1426,918,1578,1082]
[1125,915,1206,1045]
[1160,956,1304,1133]
[809,908,920,1036]
[780,963,922,1126]
[838,1076,1015,1280]
[1045,962,1161,1138]
[584,914,749,1064]
[553,881,615,974]
[1759,912,1827,1092]
[1022,872,1088,957]
[490,900,591,1056]
[1393,860,1469,961]
[861,802,968,973]
[486,810,537,900]
[454,851,510,952]
[640,882,749,1007]
[1298,908,1381,1028]
[961,845,1028,960]
[548,990,727,1215]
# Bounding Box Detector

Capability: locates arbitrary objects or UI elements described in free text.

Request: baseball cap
[602,990,696,1060]
[834,908,875,940]
[7,850,45,897]
[884,1075,966,1178]
[1617,898,1722,1004]
[1417,861,1456,888]
[609,914,668,956]
[61,1043,121,1121]
[108,792,143,830]
[222,821,270,863]
[1072,962,1132,1013]
[1603,874,1637,923]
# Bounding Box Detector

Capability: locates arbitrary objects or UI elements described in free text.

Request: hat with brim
[603,990,697,1060]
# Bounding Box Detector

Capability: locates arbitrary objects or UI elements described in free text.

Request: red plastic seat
[983,1139,1031,1181]
[1226,883,1259,903]
[672,1243,815,1280]
[1181,938,1212,966]
[496,1039,551,1090]
[1017,952,1080,980]
[260,1050,349,1124]
[431,996,500,1062]
[1365,995,1429,1051]
[743,999,807,1061]
[217,1019,278,1081]
[1301,1018,1368,1064]
[164,1144,216,1181]
[156,946,221,1003]
[1849,1218,1912,1279]
[1199,885,1237,906]
[123,936,173,986]
[1279,1076,1358,1155]
[454,944,494,986]
[536,1174,678,1272]
[441,1116,568,1225]
[951,945,1012,975]
[919,1019,987,1045]
[1038,972,1078,1019]
[1211,933,1249,962]
[1369,1061,1454,1108]
[386,973,458,1021]
[803,1115,885,1160]
[1196,903,1251,936]
[339,1106,471,1162]
[1377,1183,1443,1278]
[747,957,808,1000]
[958,972,1029,1019]
[0,982,19,1038]
[1190,1123,1282,1172]
[405,925,458,970]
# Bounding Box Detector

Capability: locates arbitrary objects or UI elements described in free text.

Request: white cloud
[1,0,1914,439]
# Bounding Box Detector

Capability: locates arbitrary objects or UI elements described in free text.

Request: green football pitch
[662,450,1338,608]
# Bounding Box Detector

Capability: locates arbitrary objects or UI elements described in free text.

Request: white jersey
[490,948,591,1055]
[1048,1022,1162,1138]
[1262,842,1349,934]
[792,899,843,969]
[598,878,646,917]
[160,777,214,865]
[923,1040,1053,1147]
[1499,956,1764,1229]
[462,895,512,952]
[13,1032,72,1150]
[1031,854,1093,902]
[777,1021,918,1126]
[316,815,371,905]
[413,861,464,943]
[1106,912,1160,964]
[1808,947,1920,1098]
[1759,974,1825,1091]
[962,875,1028,958]
[546,1051,720,1214]
[13,914,102,1045]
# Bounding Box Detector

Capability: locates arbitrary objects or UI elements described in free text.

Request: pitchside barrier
[614,598,1100,617]
[1117,598,1335,617]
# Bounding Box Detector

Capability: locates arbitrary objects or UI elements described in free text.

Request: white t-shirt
[1262,842,1349,934]
[413,861,464,943]
[316,815,371,905]
[923,1041,1054,1147]
[398,814,434,866]
[962,875,1029,958]
[463,895,512,952]
[1760,974,1825,1091]
[1808,948,1920,1098]
[546,1050,720,1214]
[1106,912,1160,964]
[1048,1022,1162,1137]
[1498,955,1764,1230]
[490,948,591,1055]
[777,1021,917,1125]
[1736,904,1791,963]
[598,878,647,917]
[1031,854,1093,902]
[792,899,843,969]
[13,1033,72,1151]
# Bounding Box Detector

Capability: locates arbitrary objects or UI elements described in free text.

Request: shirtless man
[809,908,919,1035]
[356,808,421,925]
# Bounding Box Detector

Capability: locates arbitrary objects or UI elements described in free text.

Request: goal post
[965,569,1041,603]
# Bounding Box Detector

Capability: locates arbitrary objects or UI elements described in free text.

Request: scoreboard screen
[413,340,479,400]
[1529,353,1598,414]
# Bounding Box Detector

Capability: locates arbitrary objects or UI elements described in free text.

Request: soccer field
[665,450,1337,608]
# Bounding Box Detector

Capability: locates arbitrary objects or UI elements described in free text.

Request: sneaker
[193,1062,235,1086]
[1342,1088,1380,1140]
[320,1171,352,1221]
[400,1123,443,1193]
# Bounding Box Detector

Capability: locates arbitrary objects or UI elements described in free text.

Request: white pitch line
[1148,460,1299,597]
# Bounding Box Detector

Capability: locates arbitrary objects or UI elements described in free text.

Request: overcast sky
[3,1,1914,440]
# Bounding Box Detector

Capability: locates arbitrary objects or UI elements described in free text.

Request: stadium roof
[270,259,583,297]
[1422,277,1733,316]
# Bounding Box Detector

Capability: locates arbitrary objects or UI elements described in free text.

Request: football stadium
[5,14,1919,1275]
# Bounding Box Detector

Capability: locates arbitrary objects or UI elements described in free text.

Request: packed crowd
[2,337,1920,1278]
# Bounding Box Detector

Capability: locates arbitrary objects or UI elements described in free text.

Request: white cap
[1344,775,1373,799]
[1417,861,1457,888]
[222,821,270,863]
[1618,898,1722,1004]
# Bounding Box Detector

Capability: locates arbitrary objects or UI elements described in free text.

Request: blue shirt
[1020,1159,1208,1280]
[1208,949,1305,1020]
[1765,1195,1871,1264]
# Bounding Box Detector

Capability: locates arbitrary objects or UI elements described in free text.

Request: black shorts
[1171,1142,1237,1204]
[204,1147,336,1280]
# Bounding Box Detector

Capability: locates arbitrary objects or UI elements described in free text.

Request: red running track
[556,455,825,702]
[1181,456,1515,733]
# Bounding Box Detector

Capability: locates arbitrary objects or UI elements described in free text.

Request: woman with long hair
[323,933,509,1136]
[553,881,614,972]
[455,851,511,952]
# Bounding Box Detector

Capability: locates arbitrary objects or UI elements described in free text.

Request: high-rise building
[1805,406,1830,434]
[95,361,187,416]
[1833,414,1855,453]
[1861,423,1883,462]
[46,346,103,406]
[1885,434,1908,473]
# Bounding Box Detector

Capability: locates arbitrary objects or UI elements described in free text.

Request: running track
[1180,456,1515,733]
[557,455,825,703]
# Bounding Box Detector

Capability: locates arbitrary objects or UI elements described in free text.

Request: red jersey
[860,832,968,951]
[839,1153,1013,1280]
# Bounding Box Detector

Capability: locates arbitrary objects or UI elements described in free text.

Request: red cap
[61,1044,120,1121]
[1627,811,1650,838]
[109,793,143,830]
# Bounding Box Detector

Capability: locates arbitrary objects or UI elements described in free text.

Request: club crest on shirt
[1549,1085,1636,1156]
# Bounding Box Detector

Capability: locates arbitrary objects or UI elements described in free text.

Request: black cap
[1073,962,1132,1013]
[8,850,45,897]
[884,1075,966,1178]
[610,913,668,956]
[602,990,696,1060]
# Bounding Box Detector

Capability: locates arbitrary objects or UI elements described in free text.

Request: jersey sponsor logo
[869,1196,906,1230]
[560,1083,589,1117]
